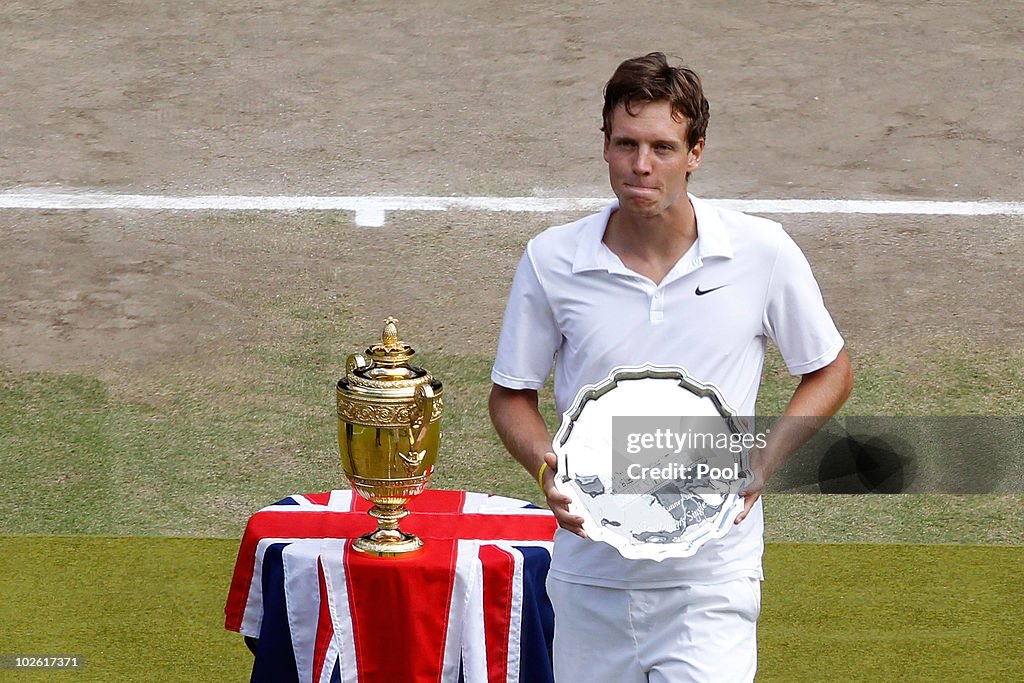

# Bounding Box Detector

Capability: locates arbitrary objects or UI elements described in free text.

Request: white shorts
[546,575,761,683]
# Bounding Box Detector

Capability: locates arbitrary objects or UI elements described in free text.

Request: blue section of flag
[250,543,299,683]
[516,545,555,683]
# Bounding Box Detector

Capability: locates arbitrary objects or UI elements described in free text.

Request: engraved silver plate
[552,364,751,561]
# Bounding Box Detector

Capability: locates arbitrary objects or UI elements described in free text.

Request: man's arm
[735,347,854,523]
[488,384,586,536]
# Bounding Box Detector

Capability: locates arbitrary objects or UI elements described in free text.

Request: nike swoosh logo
[695,285,728,296]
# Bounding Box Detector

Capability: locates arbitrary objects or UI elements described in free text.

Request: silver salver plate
[552,364,751,561]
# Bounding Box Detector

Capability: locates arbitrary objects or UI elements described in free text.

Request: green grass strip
[0,537,250,682]
[759,544,1024,681]
[0,538,1020,681]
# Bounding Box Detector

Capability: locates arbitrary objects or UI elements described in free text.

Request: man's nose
[632,148,653,175]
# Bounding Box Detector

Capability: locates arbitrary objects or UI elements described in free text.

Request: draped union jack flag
[225,489,557,683]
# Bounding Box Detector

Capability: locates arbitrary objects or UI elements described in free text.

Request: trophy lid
[366,317,416,369]
[338,318,440,400]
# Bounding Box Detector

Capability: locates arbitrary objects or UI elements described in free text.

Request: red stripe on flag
[344,538,460,683]
[312,557,335,681]
[480,545,515,683]
[351,488,467,513]
[404,513,556,542]
[303,492,334,507]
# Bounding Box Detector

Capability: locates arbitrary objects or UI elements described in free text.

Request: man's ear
[687,139,705,172]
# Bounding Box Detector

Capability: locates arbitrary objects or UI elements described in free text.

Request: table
[225,489,558,683]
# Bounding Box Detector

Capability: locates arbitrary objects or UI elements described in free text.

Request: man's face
[603,100,704,219]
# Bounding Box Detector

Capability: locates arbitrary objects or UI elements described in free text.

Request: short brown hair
[601,52,710,150]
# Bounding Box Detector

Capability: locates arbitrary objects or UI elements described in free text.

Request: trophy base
[352,529,424,557]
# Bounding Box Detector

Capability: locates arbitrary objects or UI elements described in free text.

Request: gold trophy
[336,318,443,556]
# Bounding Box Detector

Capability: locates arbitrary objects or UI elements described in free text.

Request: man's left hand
[735,466,764,525]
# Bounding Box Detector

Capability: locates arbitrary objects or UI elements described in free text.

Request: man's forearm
[488,384,554,480]
[489,384,587,535]
[737,348,853,522]
[756,347,854,481]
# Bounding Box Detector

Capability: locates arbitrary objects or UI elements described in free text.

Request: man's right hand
[540,451,587,538]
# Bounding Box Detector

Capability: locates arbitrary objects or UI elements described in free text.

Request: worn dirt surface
[1,0,1022,382]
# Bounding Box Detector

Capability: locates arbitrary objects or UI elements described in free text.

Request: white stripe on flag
[459,545,489,682]
[327,490,356,510]
[503,546,526,683]
[322,541,360,683]
[476,495,554,515]
[442,539,482,682]
[461,491,490,513]
[283,540,324,683]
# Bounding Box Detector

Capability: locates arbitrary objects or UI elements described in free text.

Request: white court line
[2,192,1023,227]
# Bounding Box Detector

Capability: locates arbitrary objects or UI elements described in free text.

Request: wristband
[536,461,549,492]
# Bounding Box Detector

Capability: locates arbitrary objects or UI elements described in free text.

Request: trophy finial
[367,316,415,367]
[382,317,400,349]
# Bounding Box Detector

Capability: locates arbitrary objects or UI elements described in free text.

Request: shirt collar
[690,194,734,261]
[572,194,734,275]
[572,201,620,274]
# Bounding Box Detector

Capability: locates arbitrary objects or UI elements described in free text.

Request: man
[489,52,853,682]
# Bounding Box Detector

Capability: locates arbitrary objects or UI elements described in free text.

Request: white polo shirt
[492,195,844,587]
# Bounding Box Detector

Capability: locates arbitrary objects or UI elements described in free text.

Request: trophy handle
[398,384,434,468]
[347,353,370,378]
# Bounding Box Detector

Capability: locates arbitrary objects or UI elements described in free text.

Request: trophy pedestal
[352,504,424,557]
[353,530,424,557]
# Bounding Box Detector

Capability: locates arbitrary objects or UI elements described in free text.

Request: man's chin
[619,198,663,218]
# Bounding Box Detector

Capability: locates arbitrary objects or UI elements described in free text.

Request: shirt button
[650,291,664,324]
